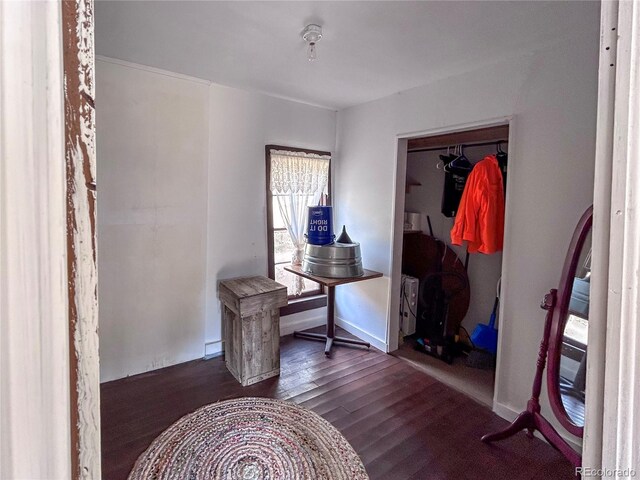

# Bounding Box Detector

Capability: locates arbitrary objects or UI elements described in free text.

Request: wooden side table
[284,265,383,355]
[218,276,288,386]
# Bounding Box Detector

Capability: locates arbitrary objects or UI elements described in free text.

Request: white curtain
[270,149,330,295]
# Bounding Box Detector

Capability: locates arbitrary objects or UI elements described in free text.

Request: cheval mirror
[482,205,592,469]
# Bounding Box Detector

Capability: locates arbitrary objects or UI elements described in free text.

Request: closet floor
[101,327,573,480]
[392,340,495,407]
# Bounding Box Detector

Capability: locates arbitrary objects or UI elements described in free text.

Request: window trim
[266,145,332,311]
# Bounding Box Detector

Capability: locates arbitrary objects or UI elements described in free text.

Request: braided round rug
[128,397,369,480]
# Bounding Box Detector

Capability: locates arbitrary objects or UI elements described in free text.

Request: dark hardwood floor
[101,328,575,480]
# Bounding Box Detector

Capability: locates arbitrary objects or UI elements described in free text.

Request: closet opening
[391,122,510,407]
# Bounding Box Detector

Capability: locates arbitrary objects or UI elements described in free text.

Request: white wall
[334,9,599,445]
[405,145,505,333]
[204,84,336,355]
[97,58,336,381]
[97,60,210,382]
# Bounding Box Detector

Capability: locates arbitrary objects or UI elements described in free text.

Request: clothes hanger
[436,146,450,169]
[438,145,457,170]
[496,142,508,168]
[496,141,508,193]
[444,145,459,172]
[443,145,457,172]
[445,145,472,172]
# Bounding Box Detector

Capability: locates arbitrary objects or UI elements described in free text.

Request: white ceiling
[95,1,599,110]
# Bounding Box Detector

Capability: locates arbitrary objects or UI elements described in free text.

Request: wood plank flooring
[101,328,575,480]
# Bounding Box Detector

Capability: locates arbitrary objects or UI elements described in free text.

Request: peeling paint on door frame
[61,0,101,477]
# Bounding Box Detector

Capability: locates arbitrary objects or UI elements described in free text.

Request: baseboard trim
[280,315,325,336]
[335,316,388,352]
[202,315,325,358]
[492,400,582,453]
[204,340,224,358]
[492,400,520,422]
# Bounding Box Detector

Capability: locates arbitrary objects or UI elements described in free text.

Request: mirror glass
[558,229,592,427]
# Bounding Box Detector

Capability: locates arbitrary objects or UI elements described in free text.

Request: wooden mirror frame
[481,206,593,469]
[547,206,593,437]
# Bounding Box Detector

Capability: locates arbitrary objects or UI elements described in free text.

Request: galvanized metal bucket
[303,242,364,278]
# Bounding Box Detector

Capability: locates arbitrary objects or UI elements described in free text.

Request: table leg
[326,286,335,341]
[324,337,334,355]
[322,286,336,355]
[293,283,370,355]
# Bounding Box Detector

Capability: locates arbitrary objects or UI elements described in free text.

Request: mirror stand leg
[481,411,535,443]
[533,413,582,469]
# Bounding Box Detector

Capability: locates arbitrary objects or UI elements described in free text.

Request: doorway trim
[586,0,640,472]
[0,0,100,478]
[387,115,513,411]
[61,0,101,477]
[1,1,71,478]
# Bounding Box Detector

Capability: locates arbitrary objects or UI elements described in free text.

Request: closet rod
[408,139,508,154]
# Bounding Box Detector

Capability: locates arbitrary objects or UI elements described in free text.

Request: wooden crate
[218,276,288,386]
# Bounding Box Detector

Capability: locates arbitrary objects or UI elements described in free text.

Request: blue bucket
[306,206,335,245]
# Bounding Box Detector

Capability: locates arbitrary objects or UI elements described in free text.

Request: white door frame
[1,1,71,477]
[0,1,101,478]
[61,0,101,477]
[585,0,640,474]
[582,0,618,470]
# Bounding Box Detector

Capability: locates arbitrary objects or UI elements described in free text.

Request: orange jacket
[450,154,504,254]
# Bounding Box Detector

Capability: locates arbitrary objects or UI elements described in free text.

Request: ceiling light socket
[302,24,323,44]
[302,24,322,62]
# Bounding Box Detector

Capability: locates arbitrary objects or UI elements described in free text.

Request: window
[266,145,331,309]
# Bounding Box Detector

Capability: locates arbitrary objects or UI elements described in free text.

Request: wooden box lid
[218,276,288,318]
